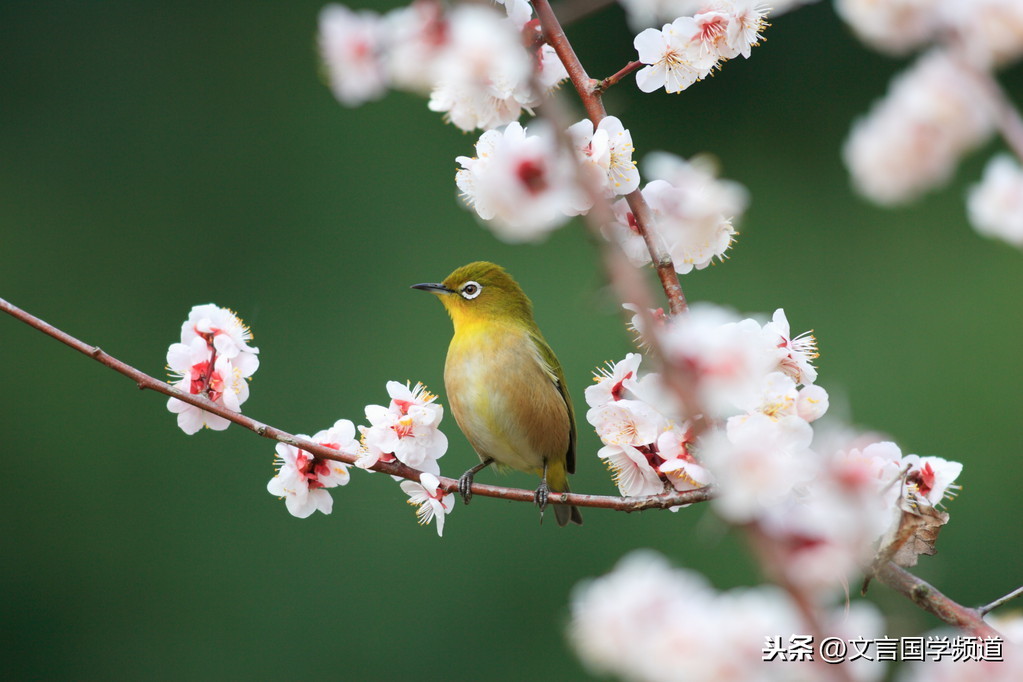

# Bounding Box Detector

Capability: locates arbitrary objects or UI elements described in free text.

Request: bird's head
[412,261,533,329]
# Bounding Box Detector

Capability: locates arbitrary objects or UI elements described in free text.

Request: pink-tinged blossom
[605,152,747,275]
[658,304,778,416]
[381,1,449,94]
[318,4,388,107]
[166,337,251,435]
[427,5,533,132]
[942,0,1023,68]
[763,308,818,385]
[266,420,357,518]
[722,0,771,59]
[704,413,818,523]
[588,399,667,447]
[357,381,447,473]
[901,454,963,507]
[968,154,1023,247]
[585,353,649,408]
[598,443,665,497]
[400,472,455,536]
[656,425,712,490]
[456,121,586,241]
[843,50,994,206]
[568,116,641,197]
[835,0,939,56]
[570,550,887,682]
[634,17,717,93]
[180,303,260,377]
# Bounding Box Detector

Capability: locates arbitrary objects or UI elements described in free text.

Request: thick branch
[874,562,1001,638]
[531,0,688,315]
[0,296,711,513]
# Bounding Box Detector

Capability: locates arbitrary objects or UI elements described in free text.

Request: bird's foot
[534,478,550,515]
[458,458,494,505]
[458,471,475,505]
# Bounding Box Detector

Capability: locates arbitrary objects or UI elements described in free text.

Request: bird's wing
[528,329,577,475]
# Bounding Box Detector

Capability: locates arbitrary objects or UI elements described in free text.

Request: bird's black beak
[411,282,455,294]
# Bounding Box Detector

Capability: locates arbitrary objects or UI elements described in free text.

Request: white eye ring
[460,281,482,300]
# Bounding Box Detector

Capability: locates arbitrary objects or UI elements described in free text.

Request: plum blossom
[318,4,388,107]
[400,472,455,536]
[380,1,449,94]
[567,116,640,197]
[166,303,259,435]
[634,17,717,93]
[266,420,358,518]
[427,5,534,132]
[763,307,818,385]
[570,551,887,682]
[180,303,260,377]
[843,50,994,206]
[357,380,447,474]
[604,152,747,274]
[456,121,586,241]
[942,0,1023,68]
[968,154,1023,247]
[588,399,667,447]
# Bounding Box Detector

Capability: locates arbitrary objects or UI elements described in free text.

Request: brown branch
[0,295,711,513]
[978,585,1023,617]
[531,0,688,315]
[595,60,643,94]
[874,562,1001,638]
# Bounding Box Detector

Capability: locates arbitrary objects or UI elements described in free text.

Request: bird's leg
[458,457,494,505]
[535,459,551,522]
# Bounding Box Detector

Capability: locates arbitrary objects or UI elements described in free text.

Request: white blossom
[968,154,1023,247]
[318,4,388,107]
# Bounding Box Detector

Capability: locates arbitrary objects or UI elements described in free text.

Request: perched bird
[412,262,582,526]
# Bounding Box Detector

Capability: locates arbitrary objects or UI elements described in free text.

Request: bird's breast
[444,323,569,474]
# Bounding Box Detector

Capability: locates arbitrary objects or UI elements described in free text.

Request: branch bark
[0,295,710,513]
[531,0,688,315]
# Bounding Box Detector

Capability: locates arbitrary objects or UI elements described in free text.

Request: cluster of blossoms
[603,302,964,596]
[166,304,259,434]
[570,551,886,682]
[264,380,454,534]
[605,152,748,273]
[632,0,770,94]
[620,0,812,32]
[837,0,1023,247]
[318,0,568,131]
[319,1,767,243]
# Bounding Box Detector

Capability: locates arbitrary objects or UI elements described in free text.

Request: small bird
[412,261,582,526]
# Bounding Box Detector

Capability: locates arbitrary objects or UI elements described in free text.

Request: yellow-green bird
[412,261,582,526]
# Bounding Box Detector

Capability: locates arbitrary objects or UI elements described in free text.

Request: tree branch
[531,0,688,315]
[979,585,1023,617]
[0,295,711,513]
[874,562,1001,638]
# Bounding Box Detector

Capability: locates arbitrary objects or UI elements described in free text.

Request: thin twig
[0,296,711,513]
[531,0,688,315]
[979,585,1023,617]
[595,60,643,94]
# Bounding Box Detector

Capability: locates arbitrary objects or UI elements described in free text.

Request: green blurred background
[2,1,1021,679]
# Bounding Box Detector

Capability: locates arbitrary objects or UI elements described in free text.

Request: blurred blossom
[942,0,1023,68]
[400,472,455,536]
[427,3,555,132]
[455,121,586,241]
[898,615,1023,681]
[266,420,357,518]
[835,0,941,56]
[843,50,994,205]
[381,1,449,94]
[570,551,886,682]
[968,154,1023,247]
[318,4,388,106]
[620,0,815,31]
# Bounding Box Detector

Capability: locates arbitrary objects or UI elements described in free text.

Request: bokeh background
[2,1,1021,679]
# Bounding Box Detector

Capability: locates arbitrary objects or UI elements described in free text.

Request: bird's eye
[460,281,482,300]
